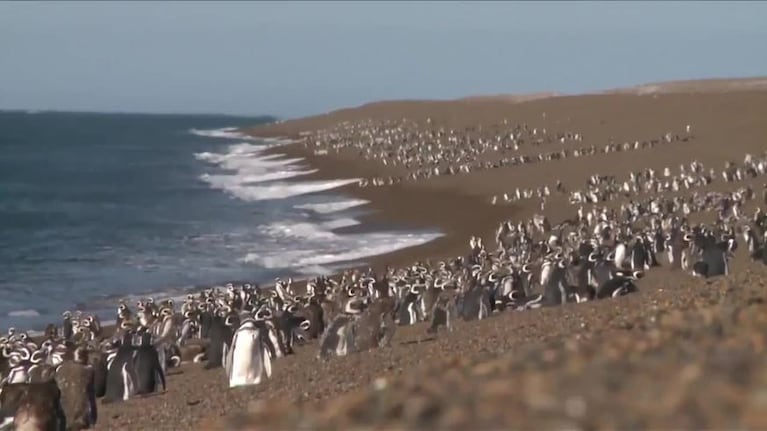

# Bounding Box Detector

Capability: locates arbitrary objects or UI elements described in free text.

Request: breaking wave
[195,142,357,202]
[294,199,370,214]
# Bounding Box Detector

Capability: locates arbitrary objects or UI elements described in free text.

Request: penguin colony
[2,121,767,430]
[302,118,693,187]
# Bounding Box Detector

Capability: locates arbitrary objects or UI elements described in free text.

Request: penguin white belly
[335,325,351,357]
[229,330,264,388]
[121,362,134,401]
[614,244,626,269]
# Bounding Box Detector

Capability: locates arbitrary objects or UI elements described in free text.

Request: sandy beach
[79,78,767,429]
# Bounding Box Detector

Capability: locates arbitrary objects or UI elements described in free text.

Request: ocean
[0,111,441,331]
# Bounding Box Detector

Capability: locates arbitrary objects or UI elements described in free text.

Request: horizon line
[0,107,281,120]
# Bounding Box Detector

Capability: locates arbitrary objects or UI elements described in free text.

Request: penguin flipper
[225,333,237,382]
[155,354,166,392]
[262,343,272,379]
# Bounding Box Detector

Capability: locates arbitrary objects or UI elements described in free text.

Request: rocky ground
[91,265,767,430]
[228,266,767,431]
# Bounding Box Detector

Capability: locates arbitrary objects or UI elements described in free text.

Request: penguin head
[29,349,45,364]
[255,307,273,322]
[299,319,311,331]
[343,296,368,315]
[8,352,23,368]
[285,303,299,315]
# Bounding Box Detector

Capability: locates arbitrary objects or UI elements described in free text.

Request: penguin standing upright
[226,318,272,388]
[61,312,74,341]
[353,296,397,351]
[102,332,137,404]
[427,289,459,334]
[204,315,233,370]
[2,380,67,431]
[55,345,97,430]
[89,345,110,399]
[133,330,166,396]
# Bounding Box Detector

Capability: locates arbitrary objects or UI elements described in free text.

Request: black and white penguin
[427,289,459,334]
[692,236,730,278]
[395,284,421,326]
[61,311,74,341]
[317,296,366,360]
[0,380,67,431]
[665,228,684,269]
[352,295,397,351]
[204,313,235,370]
[133,330,166,396]
[491,271,524,311]
[89,344,110,399]
[295,298,324,340]
[522,258,569,309]
[225,317,272,388]
[417,281,441,321]
[596,271,642,299]
[102,331,137,404]
[630,236,651,271]
[457,276,492,321]
[55,345,97,430]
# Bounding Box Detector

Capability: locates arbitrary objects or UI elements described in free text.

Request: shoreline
[253,138,515,276]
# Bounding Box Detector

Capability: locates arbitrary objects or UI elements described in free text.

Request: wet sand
[93,80,767,430]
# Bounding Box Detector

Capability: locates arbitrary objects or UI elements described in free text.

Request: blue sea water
[0,111,441,331]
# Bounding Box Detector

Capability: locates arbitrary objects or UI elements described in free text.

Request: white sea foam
[196,142,357,202]
[294,199,370,214]
[241,219,442,271]
[190,128,296,146]
[190,127,254,140]
[321,218,361,230]
[7,309,40,318]
[219,179,360,202]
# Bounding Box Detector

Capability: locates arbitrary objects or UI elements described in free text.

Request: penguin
[611,241,628,269]
[27,349,57,383]
[417,281,441,321]
[225,318,272,388]
[427,289,459,335]
[317,296,366,360]
[133,330,166,396]
[0,380,67,431]
[491,272,522,311]
[294,299,324,340]
[665,228,684,269]
[88,345,109,399]
[457,277,492,321]
[352,295,397,351]
[521,258,569,309]
[204,314,234,370]
[54,345,97,431]
[587,251,614,291]
[61,312,74,341]
[102,331,137,404]
[693,237,730,278]
[395,285,421,326]
[630,236,651,271]
[597,271,642,299]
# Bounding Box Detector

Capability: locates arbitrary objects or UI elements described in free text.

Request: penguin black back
[133,330,166,395]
